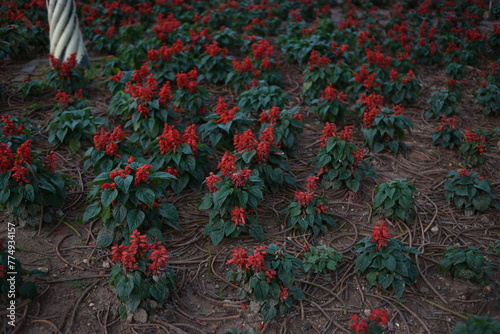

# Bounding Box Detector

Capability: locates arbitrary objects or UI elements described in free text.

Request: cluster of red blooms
[234,129,258,152]
[205,172,222,193]
[357,31,375,48]
[48,53,78,79]
[226,246,277,284]
[434,116,458,131]
[464,128,487,154]
[446,78,468,89]
[255,127,276,164]
[353,66,380,90]
[1,115,24,136]
[215,97,238,124]
[301,26,315,36]
[175,68,199,93]
[230,167,252,188]
[319,122,337,147]
[102,157,152,190]
[349,308,389,334]
[93,125,126,157]
[371,221,393,251]
[189,27,210,44]
[123,64,172,112]
[204,41,227,57]
[294,175,320,208]
[365,48,392,68]
[359,93,384,128]
[111,229,169,276]
[147,39,188,63]
[321,84,348,102]
[351,146,364,172]
[330,42,349,58]
[307,50,331,69]
[338,9,360,30]
[465,28,487,43]
[158,124,198,155]
[230,206,247,226]
[153,13,181,42]
[251,39,274,59]
[218,151,237,177]
[386,21,412,47]
[0,140,32,185]
[54,89,84,108]
[258,106,281,124]
[232,57,260,78]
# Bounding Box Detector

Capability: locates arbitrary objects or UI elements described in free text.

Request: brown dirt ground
[1,22,500,334]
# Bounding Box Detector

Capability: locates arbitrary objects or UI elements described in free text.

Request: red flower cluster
[93,126,126,157]
[464,128,486,144]
[205,41,227,57]
[231,206,247,226]
[215,97,237,124]
[365,48,392,68]
[230,167,252,188]
[371,221,393,250]
[226,246,269,273]
[234,129,258,152]
[44,151,58,173]
[294,190,315,207]
[153,13,181,42]
[1,115,24,136]
[331,42,349,58]
[320,84,347,102]
[176,68,199,93]
[54,89,84,108]
[434,116,458,131]
[48,53,78,79]
[232,57,259,76]
[359,93,384,128]
[349,309,389,334]
[218,152,237,177]
[307,50,331,69]
[254,126,276,164]
[319,122,337,147]
[133,164,152,186]
[258,106,281,124]
[339,125,354,142]
[251,39,274,59]
[205,172,222,193]
[305,176,319,192]
[353,66,380,90]
[111,229,169,275]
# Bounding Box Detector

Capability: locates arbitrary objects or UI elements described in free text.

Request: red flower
[215,97,237,124]
[159,81,173,105]
[133,164,152,186]
[45,151,58,172]
[166,166,180,177]
[306,176,319,192]
[370,221,393,250]
[368,308,389,326]
[234,129,258,152]
[159,124,182,154]
[226,247,249,270]
[294,190,315,207]
[349,315,369,334]
[307,50,331,69]
[11,164,30,185]
[147,246,169,276]
[320,122,336,147]
[339,125,354,142]
[279,286,289,301]
[182,124,198,155]
[231,206,247,226]
[0,265,5,278]
[137,104,150,118]
[205,172,222,193]
[230,167,252,188]
[218,152,236,177]
[1,115,24,137]
[0,143,14,173]
[16,139,33,164]
[251,39,274,59]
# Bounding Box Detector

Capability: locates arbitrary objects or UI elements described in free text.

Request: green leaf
[101,189,118,207]
[136,188,155,207]
[115,175,133,194]
[261,302,277,322]
[20,184,35,202]
[96,227,114,248]
[378,272,394,289]
[150,282,166,304]
[252,278,269,302]
[392,279,406,298]
[159,203,179,220]
[83,203,101,222]
[472,193,491,211]
[209,229,225,245]
[127,209,145,231]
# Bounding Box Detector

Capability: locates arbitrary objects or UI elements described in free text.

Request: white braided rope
[47,0,89,67]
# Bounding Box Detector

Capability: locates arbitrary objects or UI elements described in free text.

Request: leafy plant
[431,116,464,149]
[349,308,392,334]
[313,124,376,192]
[383,69,421,105]
[225,244,305,322]
[199,97,254,150]
[444,62,466,80]
[302,50,334,103]
[225,56,260,93]
[84,158,180,248]
[46,53,89,94]
[444,169,496,215]
[425,89,459,119]
[0,136,75,224]
[460,128,490,167]
[302,244,342,274]
[440,246,494,283]
[355,221,420,298]
[475,84,500,116]
[452,316,500,334]
[197,41,231,84]
[373,179,416,224]
[109,230,177,320]
[173,68,210,122]
[237,81,290,116]
[362,106,413,153]
[198,153,265,245]
[48,107,107,152]
[282,176,336,235]
[309,84,348,123]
